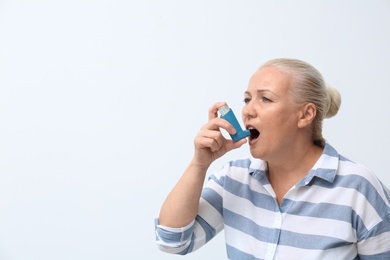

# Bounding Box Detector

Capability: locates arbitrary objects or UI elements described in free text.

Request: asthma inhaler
[218,104,250,142]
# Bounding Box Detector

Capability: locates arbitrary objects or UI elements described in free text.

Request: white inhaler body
[218,104,250,142]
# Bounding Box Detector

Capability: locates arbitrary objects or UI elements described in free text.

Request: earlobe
[298,103,316,128]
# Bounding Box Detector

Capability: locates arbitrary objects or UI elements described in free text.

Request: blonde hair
[261,58,341,147]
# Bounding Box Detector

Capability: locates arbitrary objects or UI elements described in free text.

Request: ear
[297,103,316,128]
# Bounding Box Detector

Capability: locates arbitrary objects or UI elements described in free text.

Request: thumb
[226,138,247,152]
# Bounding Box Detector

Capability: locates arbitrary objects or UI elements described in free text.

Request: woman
[155,58,390,259]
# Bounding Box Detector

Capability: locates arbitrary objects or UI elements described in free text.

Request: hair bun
[325,84,341,118]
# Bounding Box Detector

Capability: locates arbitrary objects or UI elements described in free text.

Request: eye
[261,96,272,103]
[243,97,251,104]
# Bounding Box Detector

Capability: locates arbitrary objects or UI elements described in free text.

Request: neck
[266,142,323,203]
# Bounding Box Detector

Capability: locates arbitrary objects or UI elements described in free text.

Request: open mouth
[247,126,260,141]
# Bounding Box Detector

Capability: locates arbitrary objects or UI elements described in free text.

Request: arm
[158,102,247,228]
[356,178,390,258]
[357,215,390,259]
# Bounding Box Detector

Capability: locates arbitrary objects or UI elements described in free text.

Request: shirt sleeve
[154,164,229,255]
[355,177,390,259]
[155,219,196,254]
[356,214,390,259]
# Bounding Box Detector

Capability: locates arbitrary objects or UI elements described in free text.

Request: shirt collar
[300,142,339,185]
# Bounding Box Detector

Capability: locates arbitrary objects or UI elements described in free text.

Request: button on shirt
[155,143,390,259]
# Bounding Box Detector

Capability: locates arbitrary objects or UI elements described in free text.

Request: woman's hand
[192,102,247,168]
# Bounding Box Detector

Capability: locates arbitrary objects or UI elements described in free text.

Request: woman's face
[242,66,302,161]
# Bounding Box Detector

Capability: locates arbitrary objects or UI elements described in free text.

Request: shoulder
[337,153,385,191]
[322,143,389,206]
[331,147,390,218]
[325,143,384,188]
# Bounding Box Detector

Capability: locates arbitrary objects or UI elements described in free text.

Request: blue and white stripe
[155,143,390,259]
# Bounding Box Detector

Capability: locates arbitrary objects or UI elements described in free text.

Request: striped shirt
[155,143,390,259]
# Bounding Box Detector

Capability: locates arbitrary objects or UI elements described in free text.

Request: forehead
[247,66,292,94]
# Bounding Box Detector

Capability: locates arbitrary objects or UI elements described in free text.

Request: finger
[207,123,232,142]
[233,137,247,148]
[199,127,224,145]
[205,117,237,136]
[195,135,220,152]
[196,126,226,151]
[208,102,227,121]
[209,138,221,152]
[225,137,247,152]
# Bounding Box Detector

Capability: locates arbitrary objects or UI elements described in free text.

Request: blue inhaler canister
[218,104,250,142]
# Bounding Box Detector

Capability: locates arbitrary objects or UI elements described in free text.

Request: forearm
[158,160,209,228]
[158,102,246,228]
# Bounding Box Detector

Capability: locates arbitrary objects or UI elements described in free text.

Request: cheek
[264,111,296,135]
[259,116,280,139]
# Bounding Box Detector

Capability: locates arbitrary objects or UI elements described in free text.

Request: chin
[249,148,265,160]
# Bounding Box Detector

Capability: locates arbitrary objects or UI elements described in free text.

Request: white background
[1,1,389,259]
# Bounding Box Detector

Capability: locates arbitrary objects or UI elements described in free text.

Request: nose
[242,101,256,121]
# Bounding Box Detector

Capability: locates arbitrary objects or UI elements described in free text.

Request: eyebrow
[244,89,279,97]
